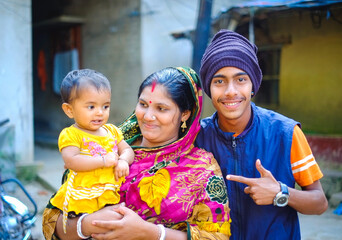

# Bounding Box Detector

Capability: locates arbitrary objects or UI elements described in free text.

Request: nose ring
[151,115,156,120]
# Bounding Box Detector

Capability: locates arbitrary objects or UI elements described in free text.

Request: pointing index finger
[227,174,255,186]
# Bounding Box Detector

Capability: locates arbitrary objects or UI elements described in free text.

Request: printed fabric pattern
[50,124,124,233]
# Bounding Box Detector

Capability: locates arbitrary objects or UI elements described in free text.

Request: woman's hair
[60,69,111,103]
[138,67,195,114]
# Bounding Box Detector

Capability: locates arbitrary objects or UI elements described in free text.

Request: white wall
[0,0,33,163]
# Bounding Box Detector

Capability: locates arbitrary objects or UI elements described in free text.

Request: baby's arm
[114,140,135,180]
[61,146,116,172]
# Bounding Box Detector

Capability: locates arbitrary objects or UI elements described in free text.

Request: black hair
[138,67,195,114]
[60,69,111,103]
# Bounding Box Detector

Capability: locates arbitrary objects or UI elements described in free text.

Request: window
[254,45,281,107]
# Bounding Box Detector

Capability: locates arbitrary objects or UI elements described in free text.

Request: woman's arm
[91,206,187,240]
[53,205,124,240]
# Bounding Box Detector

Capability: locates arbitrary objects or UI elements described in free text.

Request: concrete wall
[33,0,142,144]
[0,0,33,163]
[268,9,342,134]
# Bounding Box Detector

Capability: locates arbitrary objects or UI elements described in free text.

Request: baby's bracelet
[118,158,129,164]
[77,213,91,239]
[157,224,166,240]
[101,155,106,167]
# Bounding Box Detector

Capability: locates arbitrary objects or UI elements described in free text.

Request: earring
[151,116,156,120]
[251,91,254,96]
[181,120,187,132]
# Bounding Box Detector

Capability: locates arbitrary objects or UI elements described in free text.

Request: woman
[42,67,231,240]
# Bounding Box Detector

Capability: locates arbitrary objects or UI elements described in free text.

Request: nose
[144,109,156,121]
[96,107,103,115]
[224,82,238,96]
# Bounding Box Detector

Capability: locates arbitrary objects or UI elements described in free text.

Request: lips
[92,120,103,125]
[142,122,158,129]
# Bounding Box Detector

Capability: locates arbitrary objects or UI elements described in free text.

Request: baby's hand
[103,152,119,168]
[114,159,129,181]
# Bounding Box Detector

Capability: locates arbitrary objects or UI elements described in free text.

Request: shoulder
[197,113,216,138]
[199,113,216,129]
[195,114,217,148]
[104,124,124,141]
[190,146,224,176]
[104,124,122,135]
[252,104,299,132]
[59,125,78,138]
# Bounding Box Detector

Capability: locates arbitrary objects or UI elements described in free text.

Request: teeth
[224,102,238,106]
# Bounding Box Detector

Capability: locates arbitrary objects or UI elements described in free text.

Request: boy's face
[63,85,111,133]
[210,66,253,132]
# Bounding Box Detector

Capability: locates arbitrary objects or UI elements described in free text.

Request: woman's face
[135,84,187,148]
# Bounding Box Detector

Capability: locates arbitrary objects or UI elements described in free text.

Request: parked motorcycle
[0,175,38,240]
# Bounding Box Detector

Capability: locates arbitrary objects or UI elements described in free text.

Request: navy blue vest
[195,103,300,240]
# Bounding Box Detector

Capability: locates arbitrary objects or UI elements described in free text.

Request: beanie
[199,30,262,98]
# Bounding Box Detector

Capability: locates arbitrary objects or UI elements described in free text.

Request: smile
[223,102,239,106]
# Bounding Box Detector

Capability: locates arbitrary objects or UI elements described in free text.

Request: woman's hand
[81,204,124,236]
[91,206,156,240]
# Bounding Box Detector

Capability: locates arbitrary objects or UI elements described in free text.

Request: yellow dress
[50,124,124,232]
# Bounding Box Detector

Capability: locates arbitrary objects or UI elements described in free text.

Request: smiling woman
[134,68,193,148]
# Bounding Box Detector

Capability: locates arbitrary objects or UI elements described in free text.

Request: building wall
[0,0,33,163]
[269,9,342,134]
[33,0,142,144]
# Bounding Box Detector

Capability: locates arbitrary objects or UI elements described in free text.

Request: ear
[181,110,191,122]
[62,103,74,119]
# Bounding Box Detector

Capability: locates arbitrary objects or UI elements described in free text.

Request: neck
[217,107,252,135]
[140,135,179,148]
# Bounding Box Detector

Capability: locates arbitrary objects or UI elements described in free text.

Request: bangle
[77,213,90,239]
[101,155,106,167]
[157,224,166,240]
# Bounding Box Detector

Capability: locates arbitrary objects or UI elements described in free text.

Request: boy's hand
[114,159,129,181]
[103,152,119,168]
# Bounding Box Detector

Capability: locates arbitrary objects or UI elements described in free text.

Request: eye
[213,79,224,84]
[87,105,95,110]
[103,105,110,110]
[139,101,147,108]
[237,77,246,82]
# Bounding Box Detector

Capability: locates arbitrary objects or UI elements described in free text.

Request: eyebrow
[213,72,248,79]
[139,97,170,107]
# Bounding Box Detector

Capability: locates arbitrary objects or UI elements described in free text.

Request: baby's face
[69,85,111,132]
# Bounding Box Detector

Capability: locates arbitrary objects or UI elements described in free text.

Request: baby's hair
[60,69,111,103]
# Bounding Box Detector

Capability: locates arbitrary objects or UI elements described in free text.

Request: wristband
[77,213,91,239]
[157,224,166,240]
[101,155,106,167]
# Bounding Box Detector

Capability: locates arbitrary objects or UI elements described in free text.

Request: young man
[195,30,328,240]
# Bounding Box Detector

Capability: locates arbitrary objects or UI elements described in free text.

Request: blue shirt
[195,103,300,240]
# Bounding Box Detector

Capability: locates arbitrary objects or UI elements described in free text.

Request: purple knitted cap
[199,30,262,98]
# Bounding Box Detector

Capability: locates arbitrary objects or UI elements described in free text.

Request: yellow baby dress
[50,124,125,232]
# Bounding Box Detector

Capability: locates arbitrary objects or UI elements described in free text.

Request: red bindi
[149,101,152,104]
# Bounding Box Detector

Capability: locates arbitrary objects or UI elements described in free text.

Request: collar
[213,102,255,139]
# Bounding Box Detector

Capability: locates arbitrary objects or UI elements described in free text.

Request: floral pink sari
[119,67,231,239]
